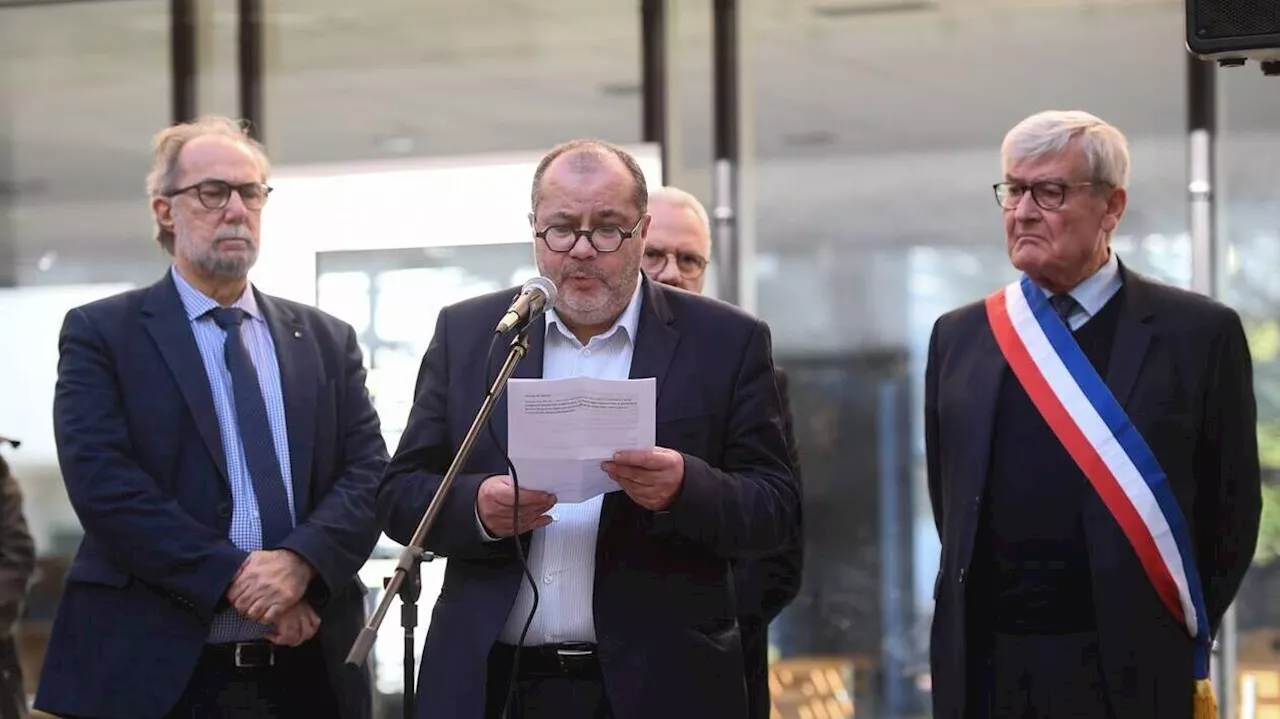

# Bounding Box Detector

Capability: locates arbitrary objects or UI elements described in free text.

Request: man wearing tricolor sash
[925,110,1261,719]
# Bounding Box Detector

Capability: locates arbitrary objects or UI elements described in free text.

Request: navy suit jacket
[35,273,389,719]
[378,277,799,719]
[926,266,1262,719]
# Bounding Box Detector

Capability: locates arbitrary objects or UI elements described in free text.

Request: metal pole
[712,0,740,307]
[1188,52,1237,719]
[640,0,669,185]
[346,330,532,668]
[238,0,264,141]
[171,0,197,124]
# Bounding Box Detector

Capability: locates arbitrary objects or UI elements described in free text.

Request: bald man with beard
[378,143,799,719]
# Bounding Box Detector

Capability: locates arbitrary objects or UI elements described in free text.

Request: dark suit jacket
[733,368,803,719]
[377,276,799,719]
[35,273,389,719]
[925,265,1262,719]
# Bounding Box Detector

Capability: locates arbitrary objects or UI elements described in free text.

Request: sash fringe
[1194,678,1218,719]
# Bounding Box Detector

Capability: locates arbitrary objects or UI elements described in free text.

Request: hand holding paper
[507,377,656,503]
[601,447,685,511]
[476,475,556,538]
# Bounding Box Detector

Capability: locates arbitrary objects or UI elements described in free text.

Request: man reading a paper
[378,139,798,719]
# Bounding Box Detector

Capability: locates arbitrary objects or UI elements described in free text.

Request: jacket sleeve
[732,367,805,623]
[53,308,247,622]
[667,320,800,558]
[279,321,389,607]
[1194,308,1262,637]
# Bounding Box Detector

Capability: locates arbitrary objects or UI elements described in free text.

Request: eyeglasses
[641,247,709,280]
[535,217,644,254]
[992,180,1102,211]
[167,180,273,211]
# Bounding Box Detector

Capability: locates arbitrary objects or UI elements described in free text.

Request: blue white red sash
[984,276,1211,683]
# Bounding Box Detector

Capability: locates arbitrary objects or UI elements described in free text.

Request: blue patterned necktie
[1050,293,1080,327]
[209,307,293,548]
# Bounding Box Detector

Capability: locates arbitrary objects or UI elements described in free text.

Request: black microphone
[495,276,558,334]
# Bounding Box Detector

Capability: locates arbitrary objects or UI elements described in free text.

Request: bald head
[530,139,648,216]
[643,186,712,293]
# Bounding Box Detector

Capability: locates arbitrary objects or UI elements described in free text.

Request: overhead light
[599,82,641,97]
[811,0,935,18]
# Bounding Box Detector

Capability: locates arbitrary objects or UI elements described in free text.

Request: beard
[539,251,641,329]
[182,225,258,280]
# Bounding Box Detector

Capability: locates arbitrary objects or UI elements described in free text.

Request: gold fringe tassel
[1194,678,1218,719]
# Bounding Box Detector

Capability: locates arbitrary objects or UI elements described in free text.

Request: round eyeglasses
[641,247,709,280]
[535,217,644,253]
[167,180,273,211]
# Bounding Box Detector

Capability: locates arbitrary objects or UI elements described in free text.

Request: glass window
[264,1,644,165]
[1219,63,1280,715]
[2,0,172,288]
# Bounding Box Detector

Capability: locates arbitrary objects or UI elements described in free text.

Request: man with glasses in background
[642,185,804,719]
[925,110,1261,718]
[37,115,388,719]
[378,139,799,719]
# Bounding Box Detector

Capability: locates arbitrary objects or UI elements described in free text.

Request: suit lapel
[601,279,679,533]
[626,278,679,394]
[141,274,229,484]
[1103,266,1154,409]
[256,291,318,517]
[491,316,547,449]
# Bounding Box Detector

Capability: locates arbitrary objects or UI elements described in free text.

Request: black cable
[483,330,539,719]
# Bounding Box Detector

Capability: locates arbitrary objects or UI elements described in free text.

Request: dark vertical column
[238,0,264,141]
[171,0,197,124]
[711,0,739,306]
[640,0,669,184]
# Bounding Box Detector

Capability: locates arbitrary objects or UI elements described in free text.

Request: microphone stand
[346,326,532,719]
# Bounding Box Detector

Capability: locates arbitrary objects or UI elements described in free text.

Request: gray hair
[1001,110,1130,189]
[145,116,270,254]
[531,139,648,216]
[650,186,711,240]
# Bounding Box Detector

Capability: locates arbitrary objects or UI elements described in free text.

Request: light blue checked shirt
[171,267,298,643]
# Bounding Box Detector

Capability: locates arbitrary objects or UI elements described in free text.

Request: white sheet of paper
[506,376,657,504]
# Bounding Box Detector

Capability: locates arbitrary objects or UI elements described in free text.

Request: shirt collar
[1038,249,1121,317]
[170,265,260,322]
[544,274,644,347]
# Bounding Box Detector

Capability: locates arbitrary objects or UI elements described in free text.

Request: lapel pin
[294,330,302,338]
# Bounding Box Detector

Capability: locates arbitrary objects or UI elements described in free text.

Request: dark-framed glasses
[536,217,644,254]
[168,180,273,211]
[992,180,1102,211]
[641,247,709,280]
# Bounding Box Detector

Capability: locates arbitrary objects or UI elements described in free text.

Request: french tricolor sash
[985,276,1217,718]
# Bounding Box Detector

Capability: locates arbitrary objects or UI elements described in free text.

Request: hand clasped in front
[226,549,319,645]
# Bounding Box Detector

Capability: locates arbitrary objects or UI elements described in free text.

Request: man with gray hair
[925,109,1261,718]
[36,115,388,719]
[643,185,804,719]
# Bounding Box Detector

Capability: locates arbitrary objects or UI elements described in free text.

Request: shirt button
[543,574,553,585]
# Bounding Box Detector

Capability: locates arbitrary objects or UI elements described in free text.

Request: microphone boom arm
[345,328,532,669]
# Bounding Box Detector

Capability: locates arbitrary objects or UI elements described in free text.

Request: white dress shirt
[495,279,645,646]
